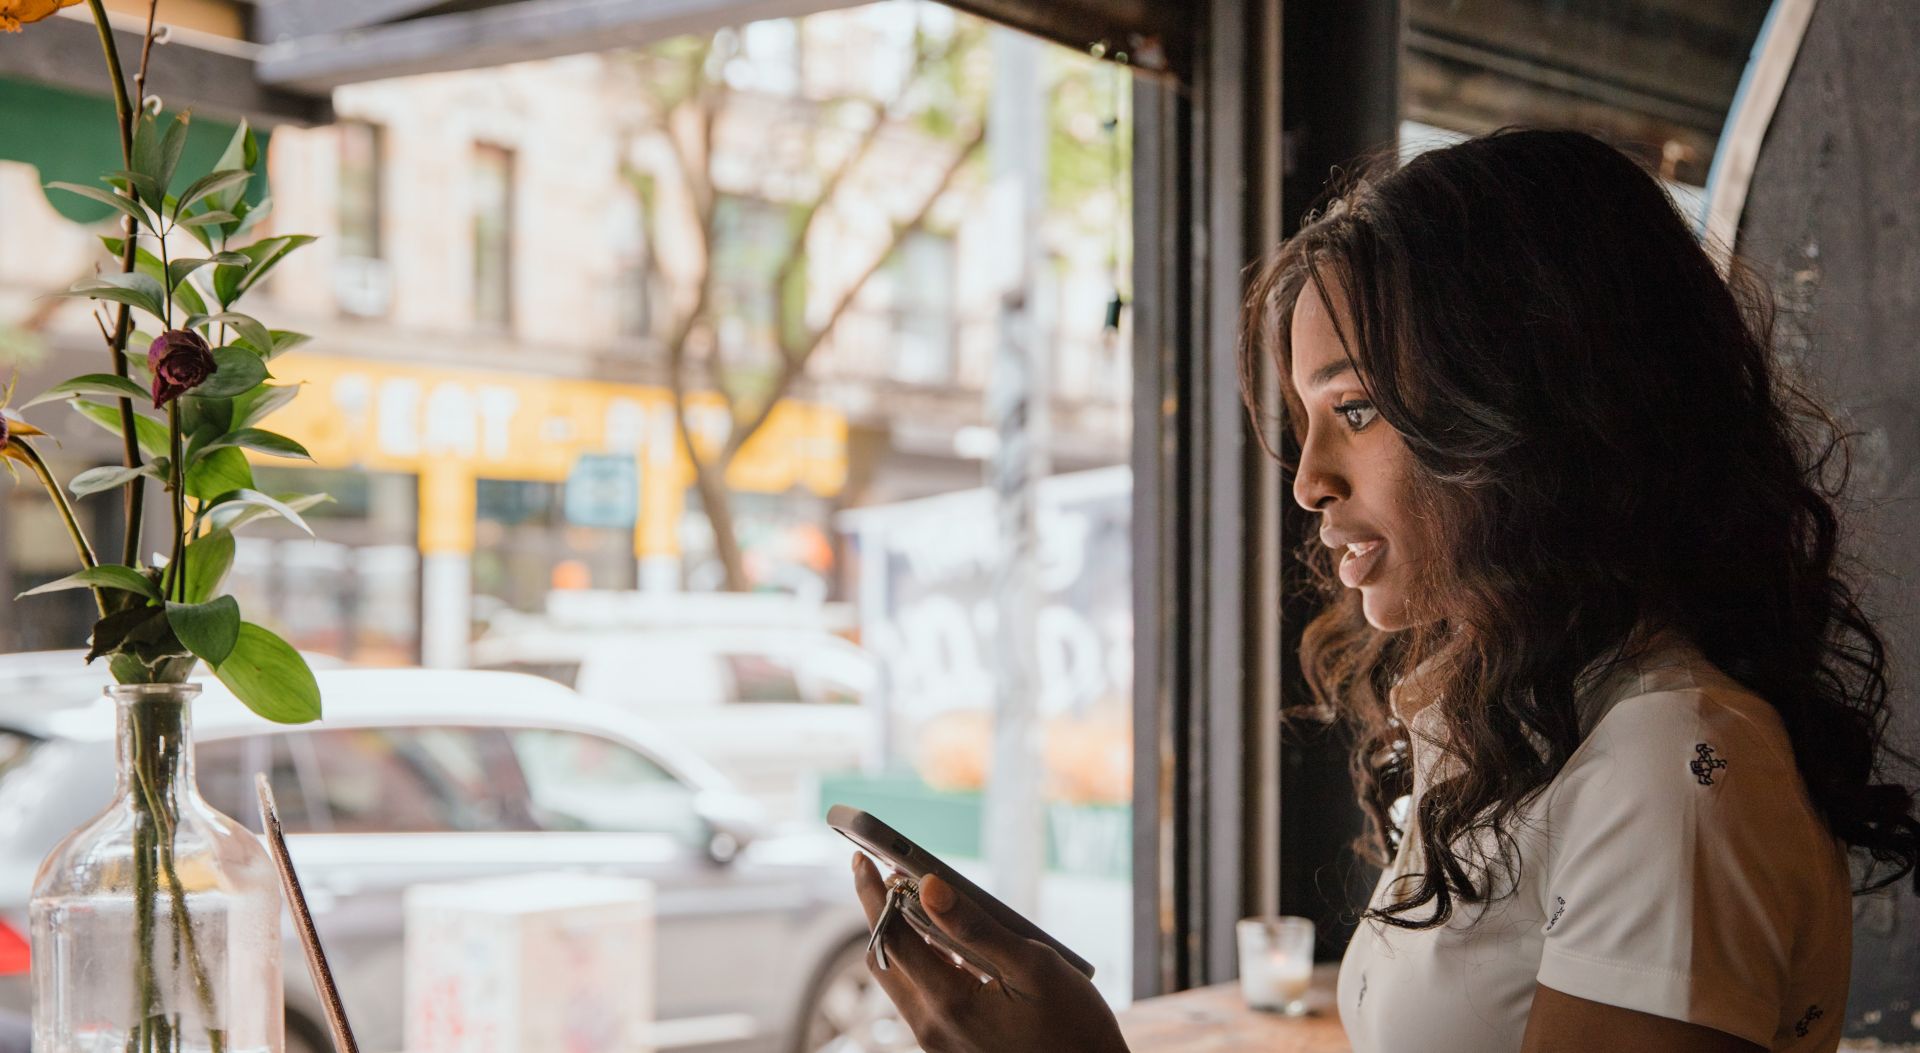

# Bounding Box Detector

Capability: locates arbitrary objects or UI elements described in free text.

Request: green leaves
[167,596,239,667]
[179,210,239,229]
[130,110,192,208]
[68,464,161,499]
[179,531,235,604]
[180,394,234,452]
[185,446,254,500]
[71,400,169,457]
[172,122,270,251]
[23,373,149,408]
[205,489,321,535]
[210,237,315,306]
[19,564,161,601]
[63,273,168,323]
[213,623,322,723]
[207,121,259,214]
[232,384,299,429]
[196,347,268,399]
[86,604,174,663]
[186,312,271,357]
[200,428,310,461]
[261,330,311,359]
[48,181,153,231]
[172,170,251,222]
[105,169,163,210]
[98,239,213,318]
[34,113,331,712]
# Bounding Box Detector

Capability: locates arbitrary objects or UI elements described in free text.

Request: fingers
[851,854,931,1018]
[918,873,1031,966]
[851,851,889,925]
[851,854,986,1004]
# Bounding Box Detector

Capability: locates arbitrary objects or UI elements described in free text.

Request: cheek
[1372,448,1437,583]
[1360,442,1422,537]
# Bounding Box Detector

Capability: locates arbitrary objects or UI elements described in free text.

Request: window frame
[471,141,518,330]
[1123,0,1398,996]
[336,118,385,262]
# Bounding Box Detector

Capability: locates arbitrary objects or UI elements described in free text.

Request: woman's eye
[1333,399,1378,431]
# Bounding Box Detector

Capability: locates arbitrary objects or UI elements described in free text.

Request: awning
[0,78,269,224]
[0,7,328,220]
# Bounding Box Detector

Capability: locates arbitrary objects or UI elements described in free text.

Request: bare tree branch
[725,120,985,460]
[627,20,988,590]
[768,25,980,349]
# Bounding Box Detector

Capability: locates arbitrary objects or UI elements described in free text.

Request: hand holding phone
[831,805,1130,1053]
[849,853,1132,1053]
[826,804,1094,979]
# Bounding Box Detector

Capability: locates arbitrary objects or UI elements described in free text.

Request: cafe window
[337,120,384,261]
[877,228,957,384]
[472,478,637,616]
[711,194,796,363]
[608,187,656,339]
[472,143,516,329]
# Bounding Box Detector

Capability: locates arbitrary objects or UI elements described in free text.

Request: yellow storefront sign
[258,354,848,556]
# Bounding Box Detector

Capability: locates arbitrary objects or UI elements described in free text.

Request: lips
[1337,539,1387,588]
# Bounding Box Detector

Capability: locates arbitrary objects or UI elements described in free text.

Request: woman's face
[1288,280,1433,632]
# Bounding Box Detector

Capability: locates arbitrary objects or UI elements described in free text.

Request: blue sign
[564,454,640,529]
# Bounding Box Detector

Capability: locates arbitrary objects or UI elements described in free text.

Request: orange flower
[0,0,82,33]
[0,375,47,475]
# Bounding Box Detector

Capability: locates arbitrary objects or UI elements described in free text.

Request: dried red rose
[147,329,217,406]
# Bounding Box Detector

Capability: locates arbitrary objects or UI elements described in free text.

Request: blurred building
[0,4,1132,665]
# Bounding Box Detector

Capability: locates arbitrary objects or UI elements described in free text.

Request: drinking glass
[1236,916,1316,1015]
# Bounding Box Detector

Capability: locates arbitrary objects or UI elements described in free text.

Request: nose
[1292,436,1349,512]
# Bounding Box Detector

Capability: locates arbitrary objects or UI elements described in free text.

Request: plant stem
[129,702,222,1050]
[112,277,147,570]
[82,0,132,158]
[166,403,185,603]
[157,227,173,330]
[131,811,156,1051]
[83,0,150,569]
[15,441,106,616]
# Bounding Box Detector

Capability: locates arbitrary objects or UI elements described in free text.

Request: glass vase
[30,683,284,1053]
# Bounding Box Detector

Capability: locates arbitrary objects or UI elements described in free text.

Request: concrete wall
[1738,1,1920,1045]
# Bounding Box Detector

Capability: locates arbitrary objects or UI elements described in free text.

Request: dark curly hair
[1241,127,1920,930]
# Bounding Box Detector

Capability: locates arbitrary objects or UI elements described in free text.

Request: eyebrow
[1306,359,1356,388]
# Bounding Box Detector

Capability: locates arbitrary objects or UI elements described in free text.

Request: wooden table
[1117,966,1351,1053]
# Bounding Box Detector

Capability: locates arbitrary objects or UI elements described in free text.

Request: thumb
[919,874,1030,961]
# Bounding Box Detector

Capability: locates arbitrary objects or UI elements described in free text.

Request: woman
[848,128,1920,1052]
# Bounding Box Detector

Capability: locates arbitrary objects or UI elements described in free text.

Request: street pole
[983,26,1049,916]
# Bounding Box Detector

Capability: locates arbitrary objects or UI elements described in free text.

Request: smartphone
[826,803,1097,979]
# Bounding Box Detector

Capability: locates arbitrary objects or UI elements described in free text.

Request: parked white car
[0,669,905,1053]
[474,625,881,820]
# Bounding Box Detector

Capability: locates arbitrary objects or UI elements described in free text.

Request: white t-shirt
[1336,636,1853,1052]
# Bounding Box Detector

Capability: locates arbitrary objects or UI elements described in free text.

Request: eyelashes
[1332,399,1379,432]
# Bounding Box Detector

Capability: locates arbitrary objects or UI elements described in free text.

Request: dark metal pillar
[1276,0,1403,962]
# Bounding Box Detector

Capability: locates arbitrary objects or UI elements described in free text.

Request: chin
[1360,588,1415,633]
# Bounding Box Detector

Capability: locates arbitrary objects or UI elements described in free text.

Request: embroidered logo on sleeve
[1689,743,1728,785]
[1793,1004,1823,1037]
[1545,896,1566,932]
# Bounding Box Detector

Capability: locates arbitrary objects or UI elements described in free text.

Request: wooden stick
[256,774,361,1053]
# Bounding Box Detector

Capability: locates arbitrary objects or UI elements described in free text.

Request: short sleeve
[1534,686,1825,1046]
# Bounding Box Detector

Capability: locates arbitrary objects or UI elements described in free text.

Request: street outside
[0,4,1134,1050]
